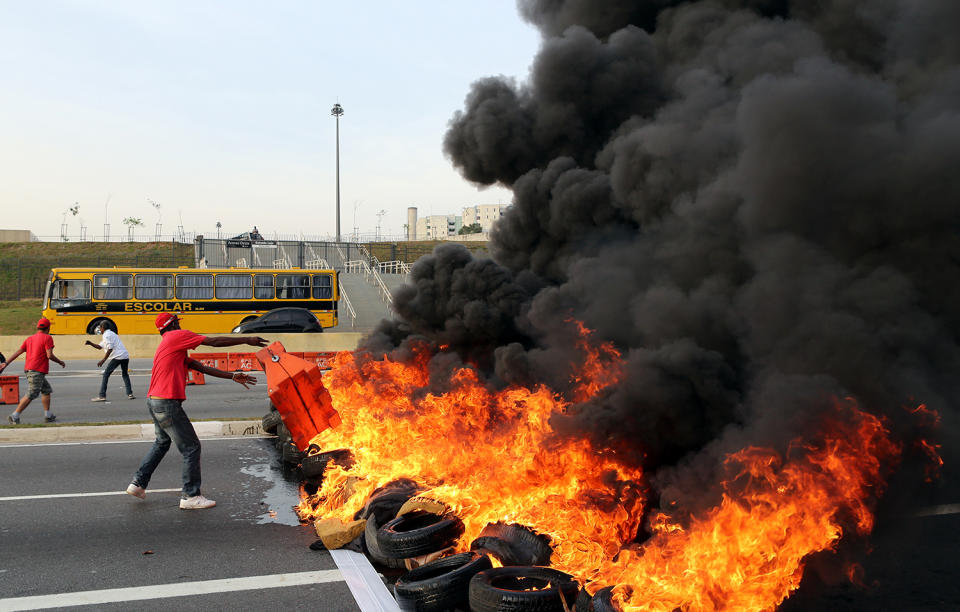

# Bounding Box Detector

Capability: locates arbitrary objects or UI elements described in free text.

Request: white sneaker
[179,495,216,510]
[126,483,146,499]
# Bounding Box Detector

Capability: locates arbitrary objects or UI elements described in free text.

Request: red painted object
[1,376,19,404]
[256,341,341,450]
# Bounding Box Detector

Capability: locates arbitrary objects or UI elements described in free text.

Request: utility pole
[331,103,344,243]
[376,209,387,242]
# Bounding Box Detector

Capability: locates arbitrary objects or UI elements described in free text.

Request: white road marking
[330,549,401,612]
[0,488,181,502]
[0,570,343,611]
[0,435,271,448]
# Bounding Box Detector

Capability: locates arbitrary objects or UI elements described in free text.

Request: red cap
[155,313,179,330]
[37,317,51,329]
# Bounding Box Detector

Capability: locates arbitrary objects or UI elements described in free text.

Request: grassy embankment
[0,241,192,335]
[0,239,487,335]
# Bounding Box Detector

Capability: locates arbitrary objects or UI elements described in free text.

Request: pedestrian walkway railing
[376,260,411,275]
[337,280,357,328]
[343,260,394,305]
[305,259,330,269]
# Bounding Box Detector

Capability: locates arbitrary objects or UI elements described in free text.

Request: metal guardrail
[337,279,357,328]
[343,260,393,305]
[376,260,411,275]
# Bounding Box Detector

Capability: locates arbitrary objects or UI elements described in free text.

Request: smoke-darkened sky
[367,0,960,518]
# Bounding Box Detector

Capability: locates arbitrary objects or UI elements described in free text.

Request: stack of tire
[260,403,303,466]
[380,513,586,611]
[277,426,619,611]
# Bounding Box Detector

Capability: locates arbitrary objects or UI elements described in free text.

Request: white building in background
[416,214,462,240]
[461,204,505,233]
[408,204,508,240]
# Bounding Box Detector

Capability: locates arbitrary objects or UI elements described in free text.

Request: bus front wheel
[88,318,116,335]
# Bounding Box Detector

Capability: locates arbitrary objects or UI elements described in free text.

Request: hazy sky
[0,1,539,241]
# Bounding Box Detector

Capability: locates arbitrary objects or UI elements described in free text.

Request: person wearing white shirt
[84,324,135,401]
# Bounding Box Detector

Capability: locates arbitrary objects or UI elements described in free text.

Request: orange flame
[299,327,644,574]
[597,400,899,611]
[297,325,906,611]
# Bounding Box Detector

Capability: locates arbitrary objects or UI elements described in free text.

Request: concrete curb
[0,420,264,444]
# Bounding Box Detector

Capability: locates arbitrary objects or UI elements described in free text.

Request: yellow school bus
[41,267,339,334]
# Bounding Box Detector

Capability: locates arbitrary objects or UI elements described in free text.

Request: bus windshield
[50,279,92,309]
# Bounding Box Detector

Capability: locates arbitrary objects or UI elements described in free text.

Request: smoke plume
[363,0,960,570]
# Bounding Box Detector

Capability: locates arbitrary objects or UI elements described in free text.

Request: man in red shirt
[127,312,267,510]
[0,317,65,424]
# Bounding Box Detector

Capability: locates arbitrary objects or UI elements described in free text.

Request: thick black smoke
[364,0,960,561]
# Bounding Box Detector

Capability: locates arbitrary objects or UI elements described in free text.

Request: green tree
[458,222,482,235]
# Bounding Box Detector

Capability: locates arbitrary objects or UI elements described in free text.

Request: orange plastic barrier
[300,351,337,369]
[191,353,225,369]
[1,376,19,404]
[256,341,341,451]
[186,369,206,385]
[229,353,263,372]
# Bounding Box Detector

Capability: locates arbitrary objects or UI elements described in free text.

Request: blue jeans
[99,358,133,398]
[133,398,202,498]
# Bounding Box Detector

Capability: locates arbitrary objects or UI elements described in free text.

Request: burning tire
[300,448,354,478]
[588,586,618,612]
[468,566,580,612]
[261,410,282,434]
[364,516,412,570]
[280,440,304,464]
[470,522,552,566]
[376,510,465,559]
[393,551,492,612]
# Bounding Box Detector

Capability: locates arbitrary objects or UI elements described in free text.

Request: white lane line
[0,435,272,448]
[330,549,401,612]
[0,488,181,502]
[0,570,343,611]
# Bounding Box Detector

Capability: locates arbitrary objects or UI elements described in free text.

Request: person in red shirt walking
[127,313,267,510]
[0,317,65,424]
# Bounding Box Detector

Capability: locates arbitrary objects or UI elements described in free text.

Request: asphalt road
[1,359,272,425]
[0,436,380,610]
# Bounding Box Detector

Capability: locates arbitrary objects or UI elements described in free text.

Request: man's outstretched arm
[187,360,257,389]
[200,336,267,349]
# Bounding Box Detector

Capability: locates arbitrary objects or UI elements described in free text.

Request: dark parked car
[231,308,324,334]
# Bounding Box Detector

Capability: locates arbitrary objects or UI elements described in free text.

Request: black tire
[470,522,553,566]
[281,440,303,464]
[300,448,353,478]
[394,551,492,612]
[468,566,580,612]
[300,453,331,478]
[356,478,423,525]
[377,511,464,559]
[589,586,618,612]
[363,515,408,569]
[87,317,116,334]
[276,422,290,442]
[261,411,282,434]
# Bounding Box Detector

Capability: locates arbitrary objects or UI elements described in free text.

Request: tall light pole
[331,103,344,243]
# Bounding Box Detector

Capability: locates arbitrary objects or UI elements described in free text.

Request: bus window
[216,274,253,299]
[311,274,333,299]
[50,279,91,308]
[254,274,274,299]
[277,274,309,299]
[94,274,133,300]
[176,274,213,299]
[135,274,174,300]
